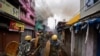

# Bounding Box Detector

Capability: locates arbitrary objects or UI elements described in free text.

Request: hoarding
[9,21,24,32]
[0,0,19,19]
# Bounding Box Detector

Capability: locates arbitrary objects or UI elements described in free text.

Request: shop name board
[0,0,19,19]
[9,21,25,32]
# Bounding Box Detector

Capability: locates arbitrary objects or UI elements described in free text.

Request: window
[30,15,34,20]
[85,0,100,9]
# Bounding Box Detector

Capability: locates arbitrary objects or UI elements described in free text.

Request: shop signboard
[85,0,100,10]
[9,21,25,32]
[0,0,19,19]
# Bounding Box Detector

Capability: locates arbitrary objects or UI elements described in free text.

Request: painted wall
[80,0,100,18]
[19,0,35,26]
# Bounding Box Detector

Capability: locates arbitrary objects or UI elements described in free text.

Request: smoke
[35,0,80,30]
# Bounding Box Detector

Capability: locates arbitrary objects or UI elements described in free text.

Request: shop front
[0,18,24,55]
[72,18,100,56]
[0,0,25,55]
[21,24,35,42]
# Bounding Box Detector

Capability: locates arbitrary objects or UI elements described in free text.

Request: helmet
[25,35,32,41]
[51,34,58,41]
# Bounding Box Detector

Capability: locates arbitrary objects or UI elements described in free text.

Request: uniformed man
[34,32,44,56]
[50,34,60,56]
[17,35,32,56]
[44,34,60,56]
[38,32,46,56]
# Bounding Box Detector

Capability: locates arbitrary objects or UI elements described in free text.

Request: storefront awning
[67,13,80,25]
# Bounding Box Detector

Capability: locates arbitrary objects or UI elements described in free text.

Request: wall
[65,29,71,56]
[21,29,33,42]
[85,27,97,56]
[73,26,97,56]
[74,30,85,56]
[19,0,35,42]
[80,0,100,18]
[19,0,35,26]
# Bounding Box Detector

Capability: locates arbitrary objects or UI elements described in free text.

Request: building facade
[63,0,100,56]
[80,0,100,18]
[0,0,35,55]
[19,0,35,42]
[70,0,100,56]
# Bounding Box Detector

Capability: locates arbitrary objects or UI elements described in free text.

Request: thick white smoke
[35,0,80,30]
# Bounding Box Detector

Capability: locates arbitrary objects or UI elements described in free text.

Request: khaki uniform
[44,40,60,56]
[49,40,60,56]
[38,33,46,56]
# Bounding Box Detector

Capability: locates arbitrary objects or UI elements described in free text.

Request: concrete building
[80,0,100,56]
[0,0,35,55]
[71,0,100,56]
[64,0,100,56]
[80,0,100,18]
[19,0,35,42]
[0,0,23,55]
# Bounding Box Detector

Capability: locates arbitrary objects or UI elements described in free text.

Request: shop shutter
[21,29,33,42]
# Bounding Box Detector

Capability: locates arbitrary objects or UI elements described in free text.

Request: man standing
[44,34,60,56]
[17,35,32,56]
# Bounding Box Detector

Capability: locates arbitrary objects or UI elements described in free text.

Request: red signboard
[9,21,24,32]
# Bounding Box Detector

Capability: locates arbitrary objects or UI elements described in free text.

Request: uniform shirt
[17,41,31,56]
[49,40,60,56]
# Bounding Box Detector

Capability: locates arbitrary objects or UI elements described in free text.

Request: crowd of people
[17,30,62,56]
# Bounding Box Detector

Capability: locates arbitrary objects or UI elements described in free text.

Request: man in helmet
[38,31,46,56]
[44,34,60,56]
[50,34,60,56]
[17,35,32,56]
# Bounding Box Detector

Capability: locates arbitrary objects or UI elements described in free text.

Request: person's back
[17,41,31,56]
[49,40,60,56]
[44,34,60,56]
[17,35,32,56]
[17,41,26,56]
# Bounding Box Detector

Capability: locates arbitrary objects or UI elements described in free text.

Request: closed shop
[21,24,35,42]
[0,30,20,55]
[73,18,99,56]
[0,16,22,55]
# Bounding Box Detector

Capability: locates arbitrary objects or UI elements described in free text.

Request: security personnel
[35,32,40,48]
[38,32,46,56]
[34,32,44,56]
[50,34,60,56]
[44,34,60,56]
[17,35,32,56]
